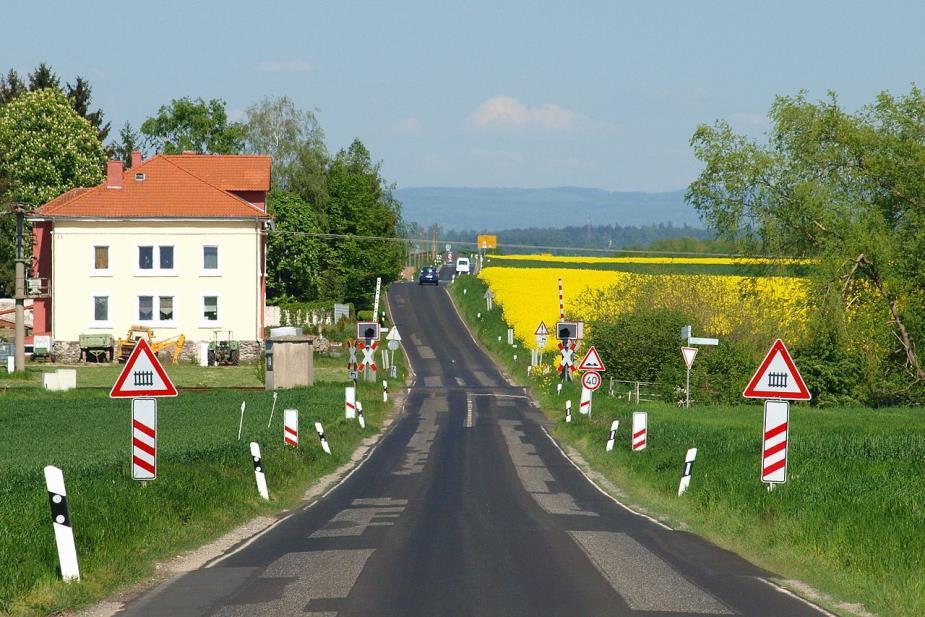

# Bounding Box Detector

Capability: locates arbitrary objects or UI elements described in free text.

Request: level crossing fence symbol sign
[110,338,177,398]
[743,338,811,400]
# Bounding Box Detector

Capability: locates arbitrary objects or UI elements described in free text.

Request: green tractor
[208,331,239,366]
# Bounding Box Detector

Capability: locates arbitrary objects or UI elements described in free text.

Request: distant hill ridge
[394,186,699,231]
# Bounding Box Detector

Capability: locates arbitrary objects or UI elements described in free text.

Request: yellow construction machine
[116,326,186,364]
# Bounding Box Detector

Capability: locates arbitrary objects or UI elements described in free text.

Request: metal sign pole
[686,366,691,409]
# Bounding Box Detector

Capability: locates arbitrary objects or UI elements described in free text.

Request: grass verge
[449,273,925,617]
[0,365,403,616]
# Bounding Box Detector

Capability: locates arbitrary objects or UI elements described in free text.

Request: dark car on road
[419,266,439,285]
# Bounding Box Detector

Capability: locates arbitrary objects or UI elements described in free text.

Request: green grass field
[0,353,350,390]
[0,364,401,616]
[450,274,925,617]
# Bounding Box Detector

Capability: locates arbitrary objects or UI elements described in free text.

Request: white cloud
[255,59,315,73]
[469,95,576,130]
[393,116,423,135]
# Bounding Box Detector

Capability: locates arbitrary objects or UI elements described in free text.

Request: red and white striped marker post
[357,401,366,429]
[250,442,269,500]
[131,398,157,480]
[565,399,572,423]
[579,385,592,416]
[606,420,619,451]
[558,277,565,319]
[631,411,647,451]
[283,409,298,447]
[44,465,80,581]
[678,447,697,496]
[315,422,331,454]
[761,400,789,488]
[345,386,356,419]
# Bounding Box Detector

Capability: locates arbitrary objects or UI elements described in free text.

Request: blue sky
[3,1,924,192]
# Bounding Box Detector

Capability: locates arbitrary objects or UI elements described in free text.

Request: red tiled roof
[164,154,270,191]
[35,155,270,219]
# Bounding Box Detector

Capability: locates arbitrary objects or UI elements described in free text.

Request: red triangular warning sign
[535,321,549,336]
[578,345,606,372]
[743,339,810,400]
[681,346,698,369]
[110,339,178,398]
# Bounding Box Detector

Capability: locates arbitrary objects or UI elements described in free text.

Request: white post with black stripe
[250,442,269,500]
[315,422,331,454]
[677,447,698,496]
[557,383,562,397]
[357,401,366,429]
[44,465,80,581]
[382,379,388,402]
[345,386,356,419]
[565,399,572,423]
[606,420,619,451]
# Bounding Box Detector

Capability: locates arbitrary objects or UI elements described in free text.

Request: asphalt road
[117,269,826,616]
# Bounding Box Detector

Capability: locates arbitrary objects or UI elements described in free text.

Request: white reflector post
[283,409,298,447]
[382,379,388,402]
[632,411,648,451]
[44,465,80,581]
[557,383,562,397]
[761,400,790,484]
[267,391,278,428]
[357,401,366,429]
[579,386,592,415]
[250,442,269,500]
[315,422,331,455]
[606,420,619,451]
[565,399,572,423]
[678,447,698,496]
[345,386,356,419]
[131,398,157,480]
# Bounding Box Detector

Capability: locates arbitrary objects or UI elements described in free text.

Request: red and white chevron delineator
[761,400,790,483]
[632,411,648,451]
[131,399,157,480]
[284,409,298,447]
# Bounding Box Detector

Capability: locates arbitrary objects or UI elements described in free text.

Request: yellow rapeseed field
[479,265,808,350]
[490,254,811,266]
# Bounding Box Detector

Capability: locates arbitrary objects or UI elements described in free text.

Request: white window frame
[200,293,221,328]
[136,292,177,326]
[136,245,177,276]
[200,244,221,276]
[137,294,155,323]
[90,245,112,276]
[89,293,112,329]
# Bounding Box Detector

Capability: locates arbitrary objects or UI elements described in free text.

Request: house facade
[30,152,271,362]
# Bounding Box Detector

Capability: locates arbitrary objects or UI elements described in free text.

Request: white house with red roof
[30,152,271,361]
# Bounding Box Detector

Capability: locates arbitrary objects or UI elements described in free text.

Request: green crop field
[0,371,399,616]
[450,274,925,617]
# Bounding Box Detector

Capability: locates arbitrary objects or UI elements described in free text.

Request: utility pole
[13,203,26,373]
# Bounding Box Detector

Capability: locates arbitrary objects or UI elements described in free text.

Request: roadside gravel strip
[72,388,408,617]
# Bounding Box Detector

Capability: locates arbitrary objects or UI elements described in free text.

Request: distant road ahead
[117,270,825,616]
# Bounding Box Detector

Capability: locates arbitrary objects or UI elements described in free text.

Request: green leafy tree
[265,191,326,301]
[319,140,404,306]
[140,97,244,154]
[0,88,106,206]
[242,96,324,188]
[111,122,141,168]
[688,87,925,386]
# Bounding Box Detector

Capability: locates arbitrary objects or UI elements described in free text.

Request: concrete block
[270,326,303,337]
[42,372,61,391]
[56,369,77,390]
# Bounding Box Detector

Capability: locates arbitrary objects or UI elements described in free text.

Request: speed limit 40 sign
[581,371,602,391]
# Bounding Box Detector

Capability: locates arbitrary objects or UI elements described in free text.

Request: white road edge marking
[753,577,838,617]
[540,426,674,531]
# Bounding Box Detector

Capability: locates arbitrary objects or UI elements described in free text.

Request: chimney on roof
[131,150,142,169]
[106,160,123,189]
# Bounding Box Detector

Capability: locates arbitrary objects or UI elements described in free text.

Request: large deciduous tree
[140,97,244,154]
[688,88,925,388]
[243,96,324,189]
[265,191,326,301]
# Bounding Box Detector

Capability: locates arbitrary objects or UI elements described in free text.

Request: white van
[455,257,471,275]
